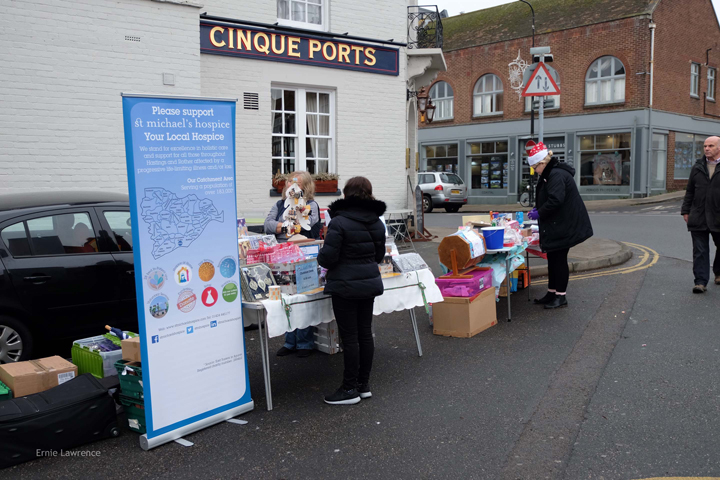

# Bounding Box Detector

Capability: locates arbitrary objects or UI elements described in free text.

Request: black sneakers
[357,383,372,399]
[276,346,296,356]
[324,387,360,405]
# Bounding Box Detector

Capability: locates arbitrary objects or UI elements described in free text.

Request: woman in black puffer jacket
[527,142,593,310]
[318,177,387,405]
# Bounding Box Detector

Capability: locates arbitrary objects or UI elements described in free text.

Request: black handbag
[0,373,119,469]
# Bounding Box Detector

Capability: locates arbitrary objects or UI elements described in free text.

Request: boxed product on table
[435,267,492,298]
[0,356,77,398]
[122,336,142,363]
[270,258,321,295]
[432,288,497,338]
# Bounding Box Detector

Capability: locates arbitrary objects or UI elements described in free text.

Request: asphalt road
[7,200,720,480]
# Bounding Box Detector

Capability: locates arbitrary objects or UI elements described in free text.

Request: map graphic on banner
[122,95,253,449]
[140,188,224,259]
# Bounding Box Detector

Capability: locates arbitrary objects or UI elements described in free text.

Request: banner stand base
[139,400,254,451]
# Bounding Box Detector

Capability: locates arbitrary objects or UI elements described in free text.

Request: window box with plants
[273,172,339,193]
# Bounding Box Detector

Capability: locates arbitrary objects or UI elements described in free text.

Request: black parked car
[0,192,138,362]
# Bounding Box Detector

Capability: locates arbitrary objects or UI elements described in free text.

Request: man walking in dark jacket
[681,135,720,293]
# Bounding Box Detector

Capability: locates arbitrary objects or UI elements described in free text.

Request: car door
[95,208,138,330]
[0,208,120,342]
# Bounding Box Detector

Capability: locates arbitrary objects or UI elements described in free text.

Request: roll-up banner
[121,94,252,450]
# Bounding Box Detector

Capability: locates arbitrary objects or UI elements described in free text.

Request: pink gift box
[436,268,493,298]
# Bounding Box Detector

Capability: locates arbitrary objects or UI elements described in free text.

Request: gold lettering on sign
[228,28,235,49]
[271,34,285,55]
[254,32,270,54]
[338,44,351,63]
[323,42,337,61]
[210,26,226,47]
[309,39,322,59]
[351,45,363,64]
[237,30,251,50]
[364,47,376,66]
[288,37,301,57]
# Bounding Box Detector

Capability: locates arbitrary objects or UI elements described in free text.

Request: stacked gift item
[432,227,497,338]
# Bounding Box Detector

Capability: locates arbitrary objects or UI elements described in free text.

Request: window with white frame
[691,63,700,97]
[708,67,716,101]
[429,81,454,121]
[524,94,560,112]
[585,56,626,105]
[277,0,325,30]
[473,74,503,116]
[271,87,334,176]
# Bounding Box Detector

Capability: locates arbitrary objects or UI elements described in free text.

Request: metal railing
[407,5,443,49]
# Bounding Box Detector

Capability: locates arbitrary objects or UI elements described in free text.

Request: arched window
[429,81,454,121]
[585,56,625,105]
[473,74,503,116]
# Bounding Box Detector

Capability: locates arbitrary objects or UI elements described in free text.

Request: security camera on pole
[522,46,560,144]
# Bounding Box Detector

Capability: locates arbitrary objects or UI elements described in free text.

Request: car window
[26,213,98,255]
[440,174,463,184]
[103,211,133,251]
[0,222,31,257]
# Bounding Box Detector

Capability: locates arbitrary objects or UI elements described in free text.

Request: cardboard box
[432,288,497,338]
[0,356,77,398]
[122,336,141,363]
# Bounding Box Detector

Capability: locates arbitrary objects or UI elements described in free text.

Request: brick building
[418,0,720,204]
[0,0,444,214]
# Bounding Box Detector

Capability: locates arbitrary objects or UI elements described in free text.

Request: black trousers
[691,230,720,286]
[547,248,570,293]
[331,295,375,390]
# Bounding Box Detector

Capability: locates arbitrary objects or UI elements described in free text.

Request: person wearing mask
[681,135,720,293]
[264,171,321,357]
[318,177,387,405]
[527,142,593,309]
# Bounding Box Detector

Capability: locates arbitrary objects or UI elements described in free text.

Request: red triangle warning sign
[522,63,561,97]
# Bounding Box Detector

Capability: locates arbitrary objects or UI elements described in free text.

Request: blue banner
[200,21,399,76]
[122,95,252,445]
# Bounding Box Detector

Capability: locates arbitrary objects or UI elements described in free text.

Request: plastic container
[119,394,146,434]
[436,267,493,298]
[72,335,125,379]
[114,359,144,400]
[481,226,505,250]
[0,380,11,401]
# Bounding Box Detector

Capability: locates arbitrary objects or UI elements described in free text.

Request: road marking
[634,477,720,480]
[533,242,659,284]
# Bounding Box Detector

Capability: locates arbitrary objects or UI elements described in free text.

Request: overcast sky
[437,0,720,22]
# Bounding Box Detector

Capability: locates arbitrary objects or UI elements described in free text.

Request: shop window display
[674,133,705,180]
[469,141,508,190]
[425,143,458,173]
[579,133,631,186]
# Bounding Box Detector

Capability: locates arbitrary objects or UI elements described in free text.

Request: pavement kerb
[529,241,633,278]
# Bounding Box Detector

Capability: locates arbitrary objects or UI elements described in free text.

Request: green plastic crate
[119,394,146,434]
[114,359,143,400]
[72,331,137,379]
[0,380,11,402]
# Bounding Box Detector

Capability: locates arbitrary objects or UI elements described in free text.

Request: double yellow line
[534,242,660,285]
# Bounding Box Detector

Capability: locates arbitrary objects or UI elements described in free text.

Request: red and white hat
[528,142,548,167]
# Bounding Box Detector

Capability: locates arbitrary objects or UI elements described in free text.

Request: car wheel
[423,196,433,213]
[444,206,461,213]
[0,316,32,363]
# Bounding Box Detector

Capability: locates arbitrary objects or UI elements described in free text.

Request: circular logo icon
[174,264,192,286]
[222,282,239,303]
[149,295,169,318]
[201,286,218,307]
[198,261,215,282]
[145,268,166,291]
[219,257,237,279]
[177,289,196,313]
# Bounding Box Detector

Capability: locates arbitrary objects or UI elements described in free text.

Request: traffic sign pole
[539,90,544,143]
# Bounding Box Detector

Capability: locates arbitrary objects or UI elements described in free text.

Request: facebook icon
[152,335,159,344]
[187,326,194,334]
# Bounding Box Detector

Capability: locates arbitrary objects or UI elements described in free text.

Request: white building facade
[1,0,444,216]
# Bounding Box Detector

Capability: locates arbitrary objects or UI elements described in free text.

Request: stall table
[242,268,442,410]
[483,244,531,321]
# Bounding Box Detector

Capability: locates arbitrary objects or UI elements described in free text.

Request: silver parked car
[418,172,468,213]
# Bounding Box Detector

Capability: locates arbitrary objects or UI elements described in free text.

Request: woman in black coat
[317,177,387,405]
[527,143,593,309]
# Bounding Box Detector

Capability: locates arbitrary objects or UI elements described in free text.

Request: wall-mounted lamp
[408,86,434,124]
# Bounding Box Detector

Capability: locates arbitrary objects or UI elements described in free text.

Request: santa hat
[528,142,549,167]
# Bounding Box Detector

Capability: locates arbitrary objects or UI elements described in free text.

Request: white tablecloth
[258,268,442,337]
